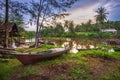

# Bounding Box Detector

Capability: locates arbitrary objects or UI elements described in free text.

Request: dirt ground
[10,55,120,80]
[85,55,119,79]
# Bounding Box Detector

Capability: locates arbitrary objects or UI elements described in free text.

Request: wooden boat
[12,47,70,65]
[0,48,15,54]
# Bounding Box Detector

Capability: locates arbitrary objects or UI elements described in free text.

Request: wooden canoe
[0,48,14,54]
[12,47,70,65]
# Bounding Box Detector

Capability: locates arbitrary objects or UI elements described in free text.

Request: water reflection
[26,37,116,53]
[59,38,99,53]
[70,48,78,53]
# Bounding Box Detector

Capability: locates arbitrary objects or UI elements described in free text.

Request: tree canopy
[95,7,109,24]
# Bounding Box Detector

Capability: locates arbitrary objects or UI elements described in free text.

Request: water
[26,38,35,43]
[43,37,103,53]
[26,37,115,53]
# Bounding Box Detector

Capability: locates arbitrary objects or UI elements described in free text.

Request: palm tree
[95,7,108,24]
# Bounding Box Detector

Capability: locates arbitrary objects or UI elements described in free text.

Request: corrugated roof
[101,29,117,32]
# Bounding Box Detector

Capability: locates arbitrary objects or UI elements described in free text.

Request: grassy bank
[15,44,60,53]
[0,45,120,80]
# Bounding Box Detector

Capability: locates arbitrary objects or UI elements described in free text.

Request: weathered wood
[12,47,70,65]
[0,48,14,54]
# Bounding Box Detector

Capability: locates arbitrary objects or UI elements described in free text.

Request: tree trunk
[37,3,48,42]
[5,0,9,48]
[35,0,42,48]
[5,0,9,23]
[35,14,40,48]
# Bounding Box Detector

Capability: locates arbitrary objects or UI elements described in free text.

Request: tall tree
[64,20,75,33]
[68,21,75,33]
[86,19,92,32]
[95,7,108,24]
[28,0,78,48]
[95,7,108,39]
[5,0,9,23]
[75,24,80,32]
[54,22,64,36]
[5,0,9,48]
[95,7,109,33]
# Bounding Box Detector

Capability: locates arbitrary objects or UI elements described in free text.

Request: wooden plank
[0,48,14,54]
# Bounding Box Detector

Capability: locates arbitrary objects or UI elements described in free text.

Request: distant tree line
[41,20,120,38]
[41,7,120,38]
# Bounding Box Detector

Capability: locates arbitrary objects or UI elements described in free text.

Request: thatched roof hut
[0,22,19,36]
[0,22,20,47]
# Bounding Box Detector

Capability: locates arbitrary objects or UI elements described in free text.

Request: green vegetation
[16,44,60,53]
[0,45,120,80]
[19,66,38,78]
[101,71,120,80]
[20,31,35,40]
[41,20,120,38]
[0,3,120,80]
[0,59,21,80]
[80,50,120,59]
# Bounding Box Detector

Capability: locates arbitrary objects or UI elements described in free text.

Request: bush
[103,32,112,38]
[97,32,112,38]
[115,31,120,38]
[88,32,98,37]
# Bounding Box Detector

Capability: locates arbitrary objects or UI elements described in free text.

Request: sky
[62,0,120,24]
[22,0,120,31]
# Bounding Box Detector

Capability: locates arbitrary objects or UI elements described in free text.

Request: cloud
[63,0,120,24]
[70,0,99,10]
[100,0,120,20]
[24,23,36,31]
[62,4,98,24]
[21,0,120,31]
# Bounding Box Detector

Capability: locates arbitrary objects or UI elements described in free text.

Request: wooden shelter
[0,22,20,47]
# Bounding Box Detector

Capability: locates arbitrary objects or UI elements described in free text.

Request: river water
[26,37,115,53]
[43,37,106,53]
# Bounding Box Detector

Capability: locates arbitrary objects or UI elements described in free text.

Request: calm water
[43,37,107,53]
[26,37,115,53]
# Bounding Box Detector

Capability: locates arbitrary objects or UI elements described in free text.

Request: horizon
[2,0,120,31]
[23,0,120,31]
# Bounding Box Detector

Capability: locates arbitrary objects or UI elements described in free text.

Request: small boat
[12,47,70,65]
[0,48,15,54]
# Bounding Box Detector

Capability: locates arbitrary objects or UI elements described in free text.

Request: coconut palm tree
[95,7,108,24]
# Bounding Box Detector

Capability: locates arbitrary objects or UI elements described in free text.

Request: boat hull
[13,47,69,65]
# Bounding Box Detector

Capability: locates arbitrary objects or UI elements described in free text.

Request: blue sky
[64,0,120,24]
[18,0,120,31]
[17,0,120,23]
